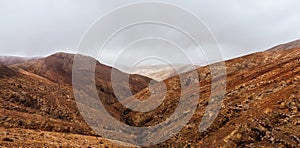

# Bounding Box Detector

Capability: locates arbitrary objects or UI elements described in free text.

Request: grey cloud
[0,0,299,66]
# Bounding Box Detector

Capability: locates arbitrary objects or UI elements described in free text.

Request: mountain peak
[48,52,75,58]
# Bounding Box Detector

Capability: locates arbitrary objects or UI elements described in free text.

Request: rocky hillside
[12,52,154,107]
[112,40,300,147]
[0,53,153,147]
[0,40,299,147]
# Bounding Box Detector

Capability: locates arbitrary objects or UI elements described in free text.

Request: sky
[0,0,300,67]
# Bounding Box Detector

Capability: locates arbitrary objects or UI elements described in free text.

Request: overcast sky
[0,0,300,66]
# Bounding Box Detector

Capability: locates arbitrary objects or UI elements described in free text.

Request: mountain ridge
[0,40,299,147]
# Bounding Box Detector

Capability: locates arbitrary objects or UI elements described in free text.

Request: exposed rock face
[0,40,299,147]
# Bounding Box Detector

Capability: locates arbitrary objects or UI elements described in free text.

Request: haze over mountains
[0,56,34,66]
[0,40,299,147]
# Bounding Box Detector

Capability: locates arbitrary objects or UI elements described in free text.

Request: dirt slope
[12,53,155,111]
[0,40,299,147]
[112,41,300,147]
[0,53,154,147]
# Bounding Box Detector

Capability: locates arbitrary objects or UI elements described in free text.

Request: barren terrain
[0,40,299,147]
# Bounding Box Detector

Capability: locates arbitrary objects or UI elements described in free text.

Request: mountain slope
[12,52,155,107]
[12,52,153,91]
[0,64,93,135]
[0,53,155,147]
[111,41,300,147]
[0,40,299,147]
[268,39,300,51]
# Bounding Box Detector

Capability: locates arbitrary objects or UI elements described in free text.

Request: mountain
[129,64,199,81]
[112,40,300,147]
[0,56,33,66]
[0,40,299,147]
[0,53,153,147]
[12,52,153,89]
[12,52,154,105]
[268,39,300,51]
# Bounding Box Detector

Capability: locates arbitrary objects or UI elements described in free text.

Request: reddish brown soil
[112,41,300,147]
[0,40,299,147]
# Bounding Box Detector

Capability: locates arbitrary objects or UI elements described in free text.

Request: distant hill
[0,56,33,66]
[125,64,199,81]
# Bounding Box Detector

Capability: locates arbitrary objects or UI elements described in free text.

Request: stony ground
[0,40,299,147]
[0,127,135,147]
